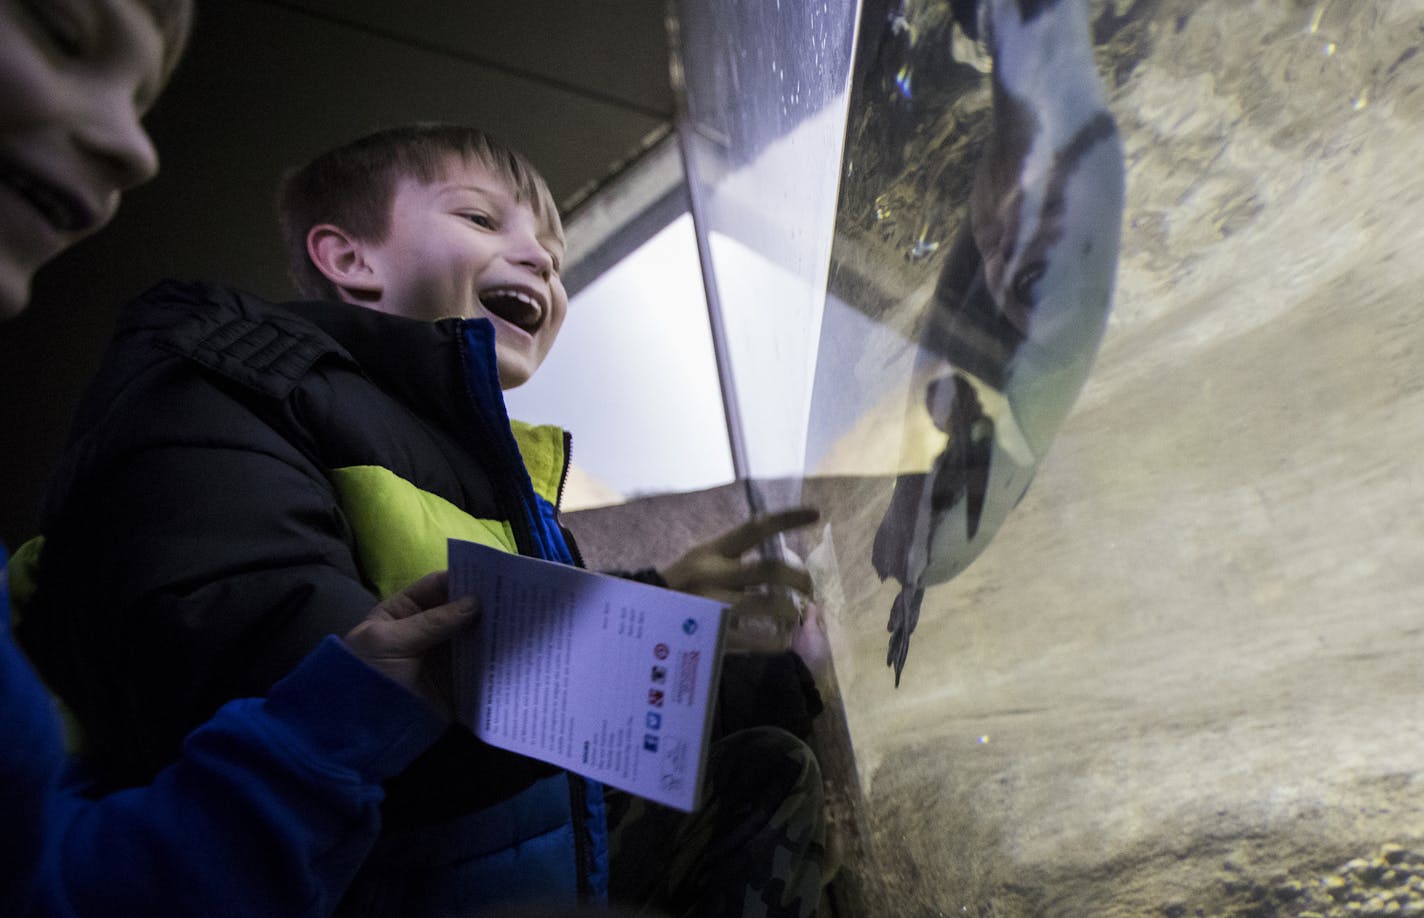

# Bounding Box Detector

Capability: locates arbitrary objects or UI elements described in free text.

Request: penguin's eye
[1011,262,1046,305]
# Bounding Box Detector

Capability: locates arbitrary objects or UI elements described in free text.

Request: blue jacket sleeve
[9,633,445,918]
[1,622,64,917]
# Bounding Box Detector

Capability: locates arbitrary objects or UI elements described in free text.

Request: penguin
[872,0,1126,685]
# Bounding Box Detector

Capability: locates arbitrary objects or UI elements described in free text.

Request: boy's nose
[507,233,554,277]
[77,95,161,192]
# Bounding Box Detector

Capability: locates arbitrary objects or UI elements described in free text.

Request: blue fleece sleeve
[24,637,445,918]
[0,625,66,916]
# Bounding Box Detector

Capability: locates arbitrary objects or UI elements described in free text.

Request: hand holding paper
[342,569,479,720]
[448,540,728,812]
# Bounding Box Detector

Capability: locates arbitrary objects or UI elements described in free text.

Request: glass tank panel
[567,0,1424,913]
[669,0,862,501]
[802,0,1424,913]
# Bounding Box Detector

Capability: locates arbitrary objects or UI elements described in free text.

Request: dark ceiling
[0,0,676,544]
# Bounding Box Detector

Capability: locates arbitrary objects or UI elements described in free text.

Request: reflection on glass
[669,0,860,502]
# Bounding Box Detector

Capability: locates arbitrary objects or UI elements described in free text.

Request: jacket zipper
[555,430,586,569]
[569,772,595,904]
[554,429,572,513]
[455,323,539,555]
[456,321,596,899]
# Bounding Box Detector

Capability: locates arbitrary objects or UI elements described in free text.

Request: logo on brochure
[654,642,670,660]
[660,738,689,792]
[650,665,666,684]
[675,651,701,705]
[644,734,659,753]
[682,617,698,635]
[646,711,662,730]
[648,688,664,707]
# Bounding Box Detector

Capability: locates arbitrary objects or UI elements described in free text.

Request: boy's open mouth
[0,158,97,234]
[478,287,545,334]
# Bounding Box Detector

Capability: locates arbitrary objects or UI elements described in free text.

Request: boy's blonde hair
[278,123,563,301]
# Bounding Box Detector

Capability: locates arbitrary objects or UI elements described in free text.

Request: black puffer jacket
[20,280,608,914]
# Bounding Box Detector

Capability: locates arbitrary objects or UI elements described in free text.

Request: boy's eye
[461,213,495,230]
[20,0,95,57]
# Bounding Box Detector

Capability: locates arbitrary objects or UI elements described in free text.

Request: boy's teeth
[480,288,544,331]
[486,288,537,308]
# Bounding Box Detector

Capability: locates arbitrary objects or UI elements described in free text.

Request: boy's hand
[790,600,832,681]
[660,506,820,653]
[343,570,478,720]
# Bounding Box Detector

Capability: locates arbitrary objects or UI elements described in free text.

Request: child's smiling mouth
[0,157,100,234]
[478,286,545,334]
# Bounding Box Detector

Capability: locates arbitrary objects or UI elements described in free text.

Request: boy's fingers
[715,558,814,595]
[711,507,820,556]
[725,628,788,655]
[383,570,451,619]
[383,597,479,655]
[730,591,802,626]
[726,593,803,653]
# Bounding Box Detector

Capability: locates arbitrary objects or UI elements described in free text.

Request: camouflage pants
[607,726,825,918]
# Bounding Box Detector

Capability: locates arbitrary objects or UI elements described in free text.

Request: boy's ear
[307,224,381,301]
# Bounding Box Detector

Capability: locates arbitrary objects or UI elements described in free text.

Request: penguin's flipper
[872,470,930,582]
[886,584,926,687]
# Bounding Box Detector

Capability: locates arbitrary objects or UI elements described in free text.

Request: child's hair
[278,123,563,301]
[136,0,195,80]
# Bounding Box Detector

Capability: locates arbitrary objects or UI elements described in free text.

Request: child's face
[359,157,568,390]
[0,0,167,319]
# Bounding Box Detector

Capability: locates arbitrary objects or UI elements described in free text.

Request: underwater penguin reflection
[871,0,1126,685]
